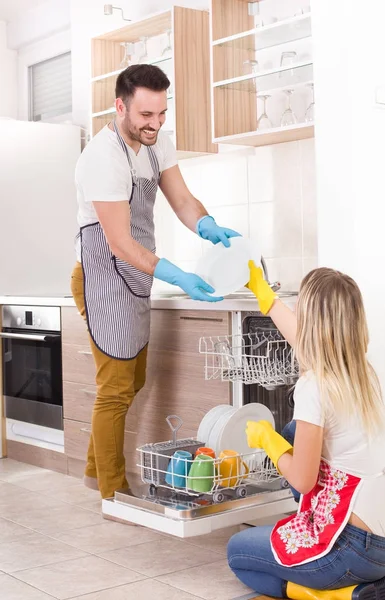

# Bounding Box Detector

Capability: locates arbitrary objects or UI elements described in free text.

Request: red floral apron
[271,460,362,566]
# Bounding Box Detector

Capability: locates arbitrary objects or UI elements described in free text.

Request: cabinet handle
[81,389,96,396]
[179,316,223,323]
[80,426,134,435]
[78,350,92,356]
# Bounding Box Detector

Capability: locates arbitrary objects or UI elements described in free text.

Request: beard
[121,114,159,147]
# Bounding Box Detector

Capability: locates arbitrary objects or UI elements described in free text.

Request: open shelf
[213,13,311,51]
[214,62,313,92]
[214,123,314,147]
[91,56,172,83]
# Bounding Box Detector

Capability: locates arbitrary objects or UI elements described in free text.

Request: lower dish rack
[137,416,283,504]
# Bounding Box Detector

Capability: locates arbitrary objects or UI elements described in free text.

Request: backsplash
[153,138,317,294]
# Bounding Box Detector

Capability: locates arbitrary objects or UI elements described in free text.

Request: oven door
[1,328,63,430]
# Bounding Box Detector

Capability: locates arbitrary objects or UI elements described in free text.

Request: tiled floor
[0,458,259,600]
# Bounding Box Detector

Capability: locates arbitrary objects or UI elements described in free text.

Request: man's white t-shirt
[74,125,177,260]
[293,370,385,536]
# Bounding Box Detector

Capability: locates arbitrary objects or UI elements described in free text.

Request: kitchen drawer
[62,343,96,385]
[64,418,137,469]
[61,306,90,346]
[63,381,97,423]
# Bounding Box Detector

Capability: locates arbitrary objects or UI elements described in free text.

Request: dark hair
[115,64,170,104]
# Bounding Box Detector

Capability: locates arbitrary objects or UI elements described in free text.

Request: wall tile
[264,257,303,291]
[249,197,302,259]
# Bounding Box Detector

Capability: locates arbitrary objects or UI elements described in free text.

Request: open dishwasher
[102,311,299,537]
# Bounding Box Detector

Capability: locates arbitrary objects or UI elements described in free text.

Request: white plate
[216,403,275,456]
[197,404,236,444]
[208,409,236,456]
[195,237,261,298]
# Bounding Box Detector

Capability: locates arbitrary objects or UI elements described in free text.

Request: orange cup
[195,447,216,459]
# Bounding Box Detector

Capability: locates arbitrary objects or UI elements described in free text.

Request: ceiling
[0,0,46,23]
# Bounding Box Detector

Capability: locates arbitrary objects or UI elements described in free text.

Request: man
[71,64,239,499]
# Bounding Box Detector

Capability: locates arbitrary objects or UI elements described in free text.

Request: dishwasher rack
[137,416,282,504]
[199,328,299,389]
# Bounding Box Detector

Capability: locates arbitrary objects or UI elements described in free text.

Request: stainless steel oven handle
[0,332,60,342]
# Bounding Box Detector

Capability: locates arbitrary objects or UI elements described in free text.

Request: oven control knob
[16,317,22,326]
[36,318,42,327]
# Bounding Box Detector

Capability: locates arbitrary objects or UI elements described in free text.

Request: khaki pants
[70,262,148,499]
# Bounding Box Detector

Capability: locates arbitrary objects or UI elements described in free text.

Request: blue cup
[165,450,193,488]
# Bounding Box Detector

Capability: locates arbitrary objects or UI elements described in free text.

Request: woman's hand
[247,261,277,314]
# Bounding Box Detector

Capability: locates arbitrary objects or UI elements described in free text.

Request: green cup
[187,454,215,493]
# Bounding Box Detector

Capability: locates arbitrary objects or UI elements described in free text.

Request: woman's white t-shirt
[74,125,177,260]
[293,370,385,536]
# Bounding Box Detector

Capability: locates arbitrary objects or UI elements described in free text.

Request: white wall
[154,138,317,293]
[0,21,17,118]
[312,0,385,385]
[0,121,80,296]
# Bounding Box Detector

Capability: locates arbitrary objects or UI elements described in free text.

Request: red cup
[195,447,216,459]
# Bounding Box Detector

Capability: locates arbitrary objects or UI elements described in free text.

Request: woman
[227,264,385,600]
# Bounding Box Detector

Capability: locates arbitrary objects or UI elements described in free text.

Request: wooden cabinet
[91,6,217,159]
[61,306,231,473]
[132,309,231,448]
[210,0,314,147]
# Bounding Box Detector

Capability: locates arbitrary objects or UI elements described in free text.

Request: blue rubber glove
[196,215,241,248]
[154,259,223,302]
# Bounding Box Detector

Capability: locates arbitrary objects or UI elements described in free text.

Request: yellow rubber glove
[246,420,293,474]
[246,260,277,315]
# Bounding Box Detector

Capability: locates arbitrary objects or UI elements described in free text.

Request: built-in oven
[1,305,63,431]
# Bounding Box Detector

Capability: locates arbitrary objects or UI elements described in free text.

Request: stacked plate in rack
[197,403,275,457]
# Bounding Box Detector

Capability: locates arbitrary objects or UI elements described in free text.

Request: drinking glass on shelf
[280,90,297,126]
[243,59,259,76]
[119,42,135,69]
[257,95,273,130]
[138,37,149,63]
[304,82,315,122]
[162,29,172,57]
[279,51,297,85]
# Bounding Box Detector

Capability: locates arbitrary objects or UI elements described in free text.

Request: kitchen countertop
[0,291,297,311]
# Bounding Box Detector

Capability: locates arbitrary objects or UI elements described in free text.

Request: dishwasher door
[102,480,297,538]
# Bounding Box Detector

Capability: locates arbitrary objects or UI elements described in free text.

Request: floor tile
[52,520,164,553]
[98,537,224,577]
[183,525,246,555]
[8,470,80,492]
[0,459,46,481]
[45,482,100,506]
[0,531,87,573]
[4,500,103,534]
[13,555,146,600]
[157,558,251,600]
[0,516,32,543]
[0,573,56,600]
[70,578,201,599]
[0,483,59,517]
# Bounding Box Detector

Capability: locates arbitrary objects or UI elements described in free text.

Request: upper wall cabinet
[210,0,314,147]
[91,7,217,159]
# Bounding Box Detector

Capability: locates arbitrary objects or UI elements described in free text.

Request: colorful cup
[218,449,249,488]
[187,454,215,493]
[195,447,216,459]
[165,450,192,488]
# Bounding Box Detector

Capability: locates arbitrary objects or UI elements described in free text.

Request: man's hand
[196,216,241,248]
[154,259,223,302]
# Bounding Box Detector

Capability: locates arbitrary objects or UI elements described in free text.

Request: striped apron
[80,122,160,359]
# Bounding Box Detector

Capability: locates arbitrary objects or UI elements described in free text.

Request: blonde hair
[295,267,384,436]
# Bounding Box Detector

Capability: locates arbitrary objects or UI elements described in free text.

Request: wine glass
[119,42,135,69]
[257,95,273,130]
[280,90,297,126]
[138,37,149,63]
[162,30,172,57]
[304,83,315,122]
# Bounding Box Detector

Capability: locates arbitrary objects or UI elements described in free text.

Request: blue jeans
[281,420,300,502]
[228,521,385,596]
